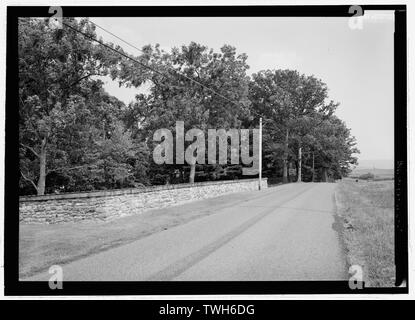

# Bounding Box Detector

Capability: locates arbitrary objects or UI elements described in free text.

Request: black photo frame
[4,4,408,296]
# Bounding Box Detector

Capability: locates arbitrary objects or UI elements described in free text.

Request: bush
[359,172,375,180]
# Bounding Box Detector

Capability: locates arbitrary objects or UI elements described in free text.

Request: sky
[91,13,395,167]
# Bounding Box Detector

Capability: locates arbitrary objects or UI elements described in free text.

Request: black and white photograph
[1,2,411,299]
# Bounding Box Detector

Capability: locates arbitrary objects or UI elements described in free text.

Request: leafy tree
[121,42,251,183]
[249,69,338,182]
[19,18,112,194]
[18,18,359,194]
[18,18,149,195]
[94,122,149,189]
[309,115,359,181]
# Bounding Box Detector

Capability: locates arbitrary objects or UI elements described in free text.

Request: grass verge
[335,179,395,287]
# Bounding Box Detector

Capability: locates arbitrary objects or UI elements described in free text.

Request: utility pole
[259,117,262,190]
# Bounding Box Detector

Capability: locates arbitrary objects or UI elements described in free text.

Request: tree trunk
[312,151,315,182]
[282,159,288,183]
[322,167,328,182]
[37,138,47,195]
[282,129,289,183]
[297,146,302,182]
[189,163,196,184]
[294,161,298,181]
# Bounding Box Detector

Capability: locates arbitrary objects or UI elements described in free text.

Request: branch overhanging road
[25,183,347,281]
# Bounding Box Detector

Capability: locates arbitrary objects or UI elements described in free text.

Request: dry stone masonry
[19,178,268,224]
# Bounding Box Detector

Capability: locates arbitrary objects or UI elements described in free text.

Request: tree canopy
[18,18,359,195]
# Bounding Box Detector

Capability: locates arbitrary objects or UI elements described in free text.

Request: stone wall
[19,178,268,224]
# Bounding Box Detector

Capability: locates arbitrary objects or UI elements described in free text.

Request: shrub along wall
[19,178,268,224]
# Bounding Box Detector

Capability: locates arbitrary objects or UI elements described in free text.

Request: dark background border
[4,5,408,295]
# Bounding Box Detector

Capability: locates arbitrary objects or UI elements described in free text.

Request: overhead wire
[62,19,281,133]
[63,19,243,108]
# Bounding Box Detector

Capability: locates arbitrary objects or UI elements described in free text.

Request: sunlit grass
[335,179,395,287]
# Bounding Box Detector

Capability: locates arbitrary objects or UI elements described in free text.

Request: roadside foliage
[19,18,359,195]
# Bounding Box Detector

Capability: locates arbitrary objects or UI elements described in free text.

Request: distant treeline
[19,18,359,195]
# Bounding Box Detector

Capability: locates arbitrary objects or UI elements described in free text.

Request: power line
[63,20,241,108]
[62,21,166,79]
[88,19,242,108]
[63,20,273,134]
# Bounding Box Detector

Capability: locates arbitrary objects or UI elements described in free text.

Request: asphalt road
[26,183,347,281]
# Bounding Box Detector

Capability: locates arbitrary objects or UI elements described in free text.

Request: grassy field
[335,179,395,287]
[349,168,394,180]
